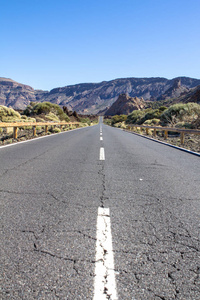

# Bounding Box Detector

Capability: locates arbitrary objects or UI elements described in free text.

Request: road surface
[1,118,200,299]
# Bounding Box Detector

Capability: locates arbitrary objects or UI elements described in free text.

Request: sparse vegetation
[24,102,70,122]
[0,105,36,123]
[79,117,91,126]
[111,115,127,125]
[104,102,200,152]
[0,102,95,145]
[160,103,200,128]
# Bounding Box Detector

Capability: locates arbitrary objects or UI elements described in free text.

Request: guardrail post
[180,132,185,145]
[153,128,157,137]
[140,127,143,133]
[13,127,18,139]
[146,128,149,135]
[33,126,36,136]
[45,125,48,134]
[164,130,168,140]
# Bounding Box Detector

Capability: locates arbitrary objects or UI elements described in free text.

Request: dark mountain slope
[0,76,200,113]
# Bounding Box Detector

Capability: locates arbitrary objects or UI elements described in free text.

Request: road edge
[123,129,200,157]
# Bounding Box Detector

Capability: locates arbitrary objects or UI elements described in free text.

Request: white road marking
[100,132,102,136]
[93,207,118,300]
[100,137,103,141]
[99,147,105,160]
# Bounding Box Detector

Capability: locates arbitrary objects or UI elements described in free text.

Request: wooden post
[153,128,156,137]
[33,126,36,136]
[146,128,149,135]
[45,125,48,134]
[164,130,168,140]
[180,132,185,145]
[140,127,143,133]
[13,127,18,139]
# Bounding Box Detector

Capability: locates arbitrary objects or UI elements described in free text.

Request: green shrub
[140,109,162,124]
[161,103,200,126]
[144,118,160,125]
[113,121,127,128]
[126,110,145,124]
[111,115,127,125]
[79,117,91,125]
[0,105,21,122]
[45,112,60,122]
[24,102,70,122]
[52,127,61,133]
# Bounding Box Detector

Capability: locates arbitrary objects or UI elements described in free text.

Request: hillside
[0,76,200,114]
[165,85,200,105]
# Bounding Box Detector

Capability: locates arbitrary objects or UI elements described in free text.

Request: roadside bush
[111,115,127,125]
[143,118,160,126]
[0,105,21,122]
[79,117,91,125]
[113,121,127,129]
[126,110,145,124]
[161,103,200,127]
[103,118,112,125]
[140,109,163,124]
[45,112,60,122]
[24,102,70,122]
[52,127,61,133]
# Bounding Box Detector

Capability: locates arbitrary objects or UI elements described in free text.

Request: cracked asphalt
[0,120,200,299]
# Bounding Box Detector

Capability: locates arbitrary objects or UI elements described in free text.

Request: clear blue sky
[1,0,200,91]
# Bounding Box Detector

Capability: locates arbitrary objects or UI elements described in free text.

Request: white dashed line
[100,132,102,136]
[93,207,118,300]
[99,147,105,160]
[100,137,103,141]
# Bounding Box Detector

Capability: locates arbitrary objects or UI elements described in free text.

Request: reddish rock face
[105,94,146,116]
[0,77,36,109]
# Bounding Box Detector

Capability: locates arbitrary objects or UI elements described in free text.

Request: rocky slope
[105,94,145,116]
[168,85,200,104]
[0,76,200,114]
[0,77,36,109]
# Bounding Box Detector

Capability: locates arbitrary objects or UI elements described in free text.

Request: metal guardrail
[0,121,80,139]
[127,124,200,145]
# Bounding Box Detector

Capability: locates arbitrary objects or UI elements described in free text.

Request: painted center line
[100,137,103,141]
[99,147,105,160]
[93,207,118,300]
[100,132,102,136]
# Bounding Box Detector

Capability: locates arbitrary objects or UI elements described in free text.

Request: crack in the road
[111,194,200,299]
[33,245,96,270]
[98,162,107,208]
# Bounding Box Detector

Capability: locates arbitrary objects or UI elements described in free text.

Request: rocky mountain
[157,79,189,100]
[105,94,145,116]
[0,77,36,109]
[0,76,200,114]
[168,85,200,105]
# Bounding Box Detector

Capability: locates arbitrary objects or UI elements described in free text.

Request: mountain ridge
[0,76,200,114]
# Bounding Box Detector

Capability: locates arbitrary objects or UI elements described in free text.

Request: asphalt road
[0,118,200,299]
